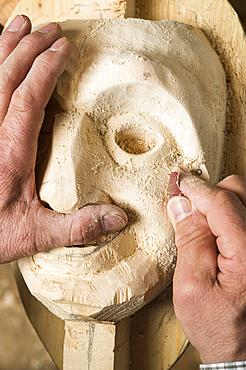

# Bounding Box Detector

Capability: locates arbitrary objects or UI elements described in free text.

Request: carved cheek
[18,17,228,321]
[79,99,179,268]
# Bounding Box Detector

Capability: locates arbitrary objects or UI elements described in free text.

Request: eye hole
[115,127,157,155]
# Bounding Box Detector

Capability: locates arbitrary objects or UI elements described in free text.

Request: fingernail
[7,15,25,32]
[167,197,192,225]
[49,37,68,51]
[38,23,58,34]
[102,213,128,232]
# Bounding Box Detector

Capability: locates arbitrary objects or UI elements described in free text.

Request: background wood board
[0,0,245,369]
[13,262,186,370]
[1,0,135,26]
[1,1,246,29]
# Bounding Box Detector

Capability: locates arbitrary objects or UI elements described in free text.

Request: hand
[0,15,127,263]
[167,174,246,363]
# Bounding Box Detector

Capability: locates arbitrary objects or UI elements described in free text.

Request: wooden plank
[130,288,186,370]
[13,262,130,370]
[4,0,135,27]
[7,1,246,369]
[13,262,65,370]
[63,319,130,370]
[0,0,17,26]
[14,260,186,370]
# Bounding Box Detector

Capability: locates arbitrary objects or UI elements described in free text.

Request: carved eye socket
[115,127,157,155]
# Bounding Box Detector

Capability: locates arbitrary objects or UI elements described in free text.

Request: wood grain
[1,0,245,180]
[135,0,246,180]
[14,262,186,370]
[4,1,246,370]
[3,0,135,27]
[0,0,18,26]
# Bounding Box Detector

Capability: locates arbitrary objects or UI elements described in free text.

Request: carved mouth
[86,230,120,247]
[62,189,136,255]
[65,206,136,256]
[66,231,121,257]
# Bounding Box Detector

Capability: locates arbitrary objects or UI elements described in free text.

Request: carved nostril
[115,127,157,155]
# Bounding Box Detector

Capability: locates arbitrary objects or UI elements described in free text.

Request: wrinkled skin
[1,14,246,364]
[167,174,246,363]
[0,15,127,263]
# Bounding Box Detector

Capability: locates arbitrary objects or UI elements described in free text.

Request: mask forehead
[56,19,226,178]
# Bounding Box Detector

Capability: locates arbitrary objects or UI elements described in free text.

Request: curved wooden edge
[13,262,187,370]
[136,0,246,179]
[3,0,245,179]
[5,1,245,369]
[12,262,65,369]
[4,0,135,27]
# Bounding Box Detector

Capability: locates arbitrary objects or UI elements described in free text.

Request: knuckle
[21,204,44,255]
[176,221,212,249]
[69,216,87,245]
[0,35,14,57]
[226,174,245,184]
[34,55,57,81]
[174,279,198,305]
[215,189,238,206]
[69,210,103,246]
[11,85,36,111]
[0,165,24,206]
[0,64,16,92]
[218,175,246,193]
[20,33,41,51]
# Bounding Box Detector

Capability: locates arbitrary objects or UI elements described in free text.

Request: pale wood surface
[2,0,245,179]
[3,0,246,369]
[14,262,186,370]
[135,0,246,180]
[0,0,17,25]
[63,319,130,370]
[4,1,188,369]
[14,15,226,323]
[13,262,130,370]
[3,0,135,27]
[230,0,246,28]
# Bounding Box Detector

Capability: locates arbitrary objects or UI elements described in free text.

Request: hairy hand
[167,174,246,363]
[0,15,127,262]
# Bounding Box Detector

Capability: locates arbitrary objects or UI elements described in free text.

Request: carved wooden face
[18,19,226,321]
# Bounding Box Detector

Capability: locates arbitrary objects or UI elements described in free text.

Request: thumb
[167,196,218,288]
[34,204,128,253]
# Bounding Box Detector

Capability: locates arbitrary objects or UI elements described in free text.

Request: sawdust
[18,18,227,321]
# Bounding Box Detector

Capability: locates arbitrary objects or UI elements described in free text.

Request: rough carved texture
[17,18,226,321]
[4,0,245,369]
[5,0,135,25]
[135,0,246,181]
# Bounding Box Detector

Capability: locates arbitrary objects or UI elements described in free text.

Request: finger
[179,174,246,258]
[217,175,246,206]
[167,196,218,285]
[2,37,70,169]
[33,204,128,254]
[0,22,62,124]
[0,15,31,65]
